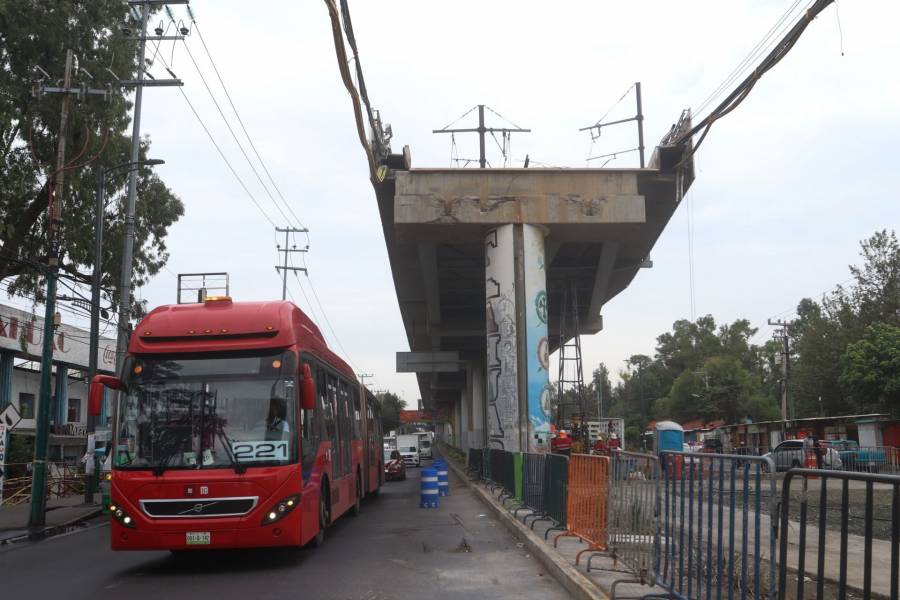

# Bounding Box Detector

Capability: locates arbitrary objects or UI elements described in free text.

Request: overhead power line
[183,12,309,235]
[179,38,297,229]
[675,0,836,162]
[694,0,806,118]
[148,42,277,227]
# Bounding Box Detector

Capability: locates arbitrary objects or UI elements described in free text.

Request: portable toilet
[656,421,685,476]
[656,420,684,453]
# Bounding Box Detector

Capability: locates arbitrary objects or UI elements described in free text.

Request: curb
[0,507,103,547]
[441,452,609,600]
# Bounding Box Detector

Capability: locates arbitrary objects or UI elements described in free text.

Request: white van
[416,431,433,459]
[396,434,420,467]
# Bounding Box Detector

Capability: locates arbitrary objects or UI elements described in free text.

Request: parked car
[763,440,843,472]
[828,439,886,472]
[384,449,406,481]
[701,437,723,454]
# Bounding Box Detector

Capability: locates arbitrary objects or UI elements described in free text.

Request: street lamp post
[83,158,163,504]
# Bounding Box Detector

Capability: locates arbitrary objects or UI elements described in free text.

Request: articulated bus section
[92,297,383,551]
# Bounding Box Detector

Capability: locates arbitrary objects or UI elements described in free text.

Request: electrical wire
[674,0,835,164]
[148,46,277,228]
[685,190,697,320]
[437,105,479,132]
[588,83,635,128]
[694,0,806,118]
[296,251,357,372]
[178,40,298,229]
[182,13,308,241]
[484,105,525,130]
[323,0,377,180]
[183,15,310,237]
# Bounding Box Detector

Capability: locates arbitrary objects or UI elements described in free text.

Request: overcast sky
[8,1,899,401]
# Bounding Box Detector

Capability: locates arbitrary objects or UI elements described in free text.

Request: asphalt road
[0,462,571,600]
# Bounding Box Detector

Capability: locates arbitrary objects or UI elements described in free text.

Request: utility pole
[30,48,118,513]
[28,49,74,531]
[769,319,792,436]
[580,81,646,168]
[115,0,186,374]
[432,104,530,168]
[358,373,373,388]
[597,380,603,420]
[275,227,308,300]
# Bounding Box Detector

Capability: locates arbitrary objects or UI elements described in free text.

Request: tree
[659,356,778,424]
[590,363,612,419]
[378,391,407,433]
[840,323,900,415]
[846,230,900,328]
[790,230,899,417]
[0,1,183,319]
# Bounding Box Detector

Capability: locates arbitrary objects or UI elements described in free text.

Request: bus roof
[128,298,355,380]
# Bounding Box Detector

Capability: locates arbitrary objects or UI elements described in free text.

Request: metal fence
[553,454,610,566]
[515,452,547,524]
[0,462,87,506]
[836,445,900,475]
[533,453,570,538]
[778,468,900,600]
[657,451,777,600]
[601,451,659,593]
[466,448,483,478]
[482,447,494,485]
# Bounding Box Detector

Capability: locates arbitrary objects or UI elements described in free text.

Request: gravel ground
[751,484,898,541]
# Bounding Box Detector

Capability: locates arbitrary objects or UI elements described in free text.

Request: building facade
[0,303,116,466]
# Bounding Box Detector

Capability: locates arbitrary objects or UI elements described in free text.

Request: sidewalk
[0,494,103,544]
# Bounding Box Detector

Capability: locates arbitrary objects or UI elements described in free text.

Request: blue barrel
[436,462,449,497]
[420,468,439,508]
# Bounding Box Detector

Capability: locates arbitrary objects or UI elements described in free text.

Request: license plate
[186,532,210,545]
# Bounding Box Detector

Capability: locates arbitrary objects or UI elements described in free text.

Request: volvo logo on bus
[193,503,204,513]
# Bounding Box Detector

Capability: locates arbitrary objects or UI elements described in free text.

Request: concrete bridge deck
[372,119,695,453]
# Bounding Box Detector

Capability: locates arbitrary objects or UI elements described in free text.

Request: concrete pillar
[460,372,471,452]
[470,361,485,449]
[485,224,552,453]
[454,398,462,449]
[0,351,13,409]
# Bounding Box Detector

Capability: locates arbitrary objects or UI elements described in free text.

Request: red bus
[89,297,383,550]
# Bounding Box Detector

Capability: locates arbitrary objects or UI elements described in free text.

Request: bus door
[337,380,352,478]
[320,368,340,481]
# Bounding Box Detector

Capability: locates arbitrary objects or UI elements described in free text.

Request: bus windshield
[114,350,297,471]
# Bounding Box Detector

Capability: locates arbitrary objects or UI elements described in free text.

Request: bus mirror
[300,364,315,410]
[89,375,123,417]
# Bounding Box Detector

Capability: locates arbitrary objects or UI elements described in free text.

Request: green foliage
[593,229,898,432]
[377,391,407,433]
[791,230,899,417]
[840,323,900,413]
[0,1,183,319]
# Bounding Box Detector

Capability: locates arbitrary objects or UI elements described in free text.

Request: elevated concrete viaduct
[372,115,695,453]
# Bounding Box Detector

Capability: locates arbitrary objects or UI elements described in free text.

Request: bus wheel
[350,474,362,517]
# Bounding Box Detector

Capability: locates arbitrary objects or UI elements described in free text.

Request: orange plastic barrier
[553,453,610,565]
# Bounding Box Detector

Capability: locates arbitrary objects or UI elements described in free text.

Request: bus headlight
[112,504,136,529]
[261,494,301,526]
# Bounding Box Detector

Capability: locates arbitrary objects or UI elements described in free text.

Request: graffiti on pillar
[524,225,552,452]
[485,226,518,450]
